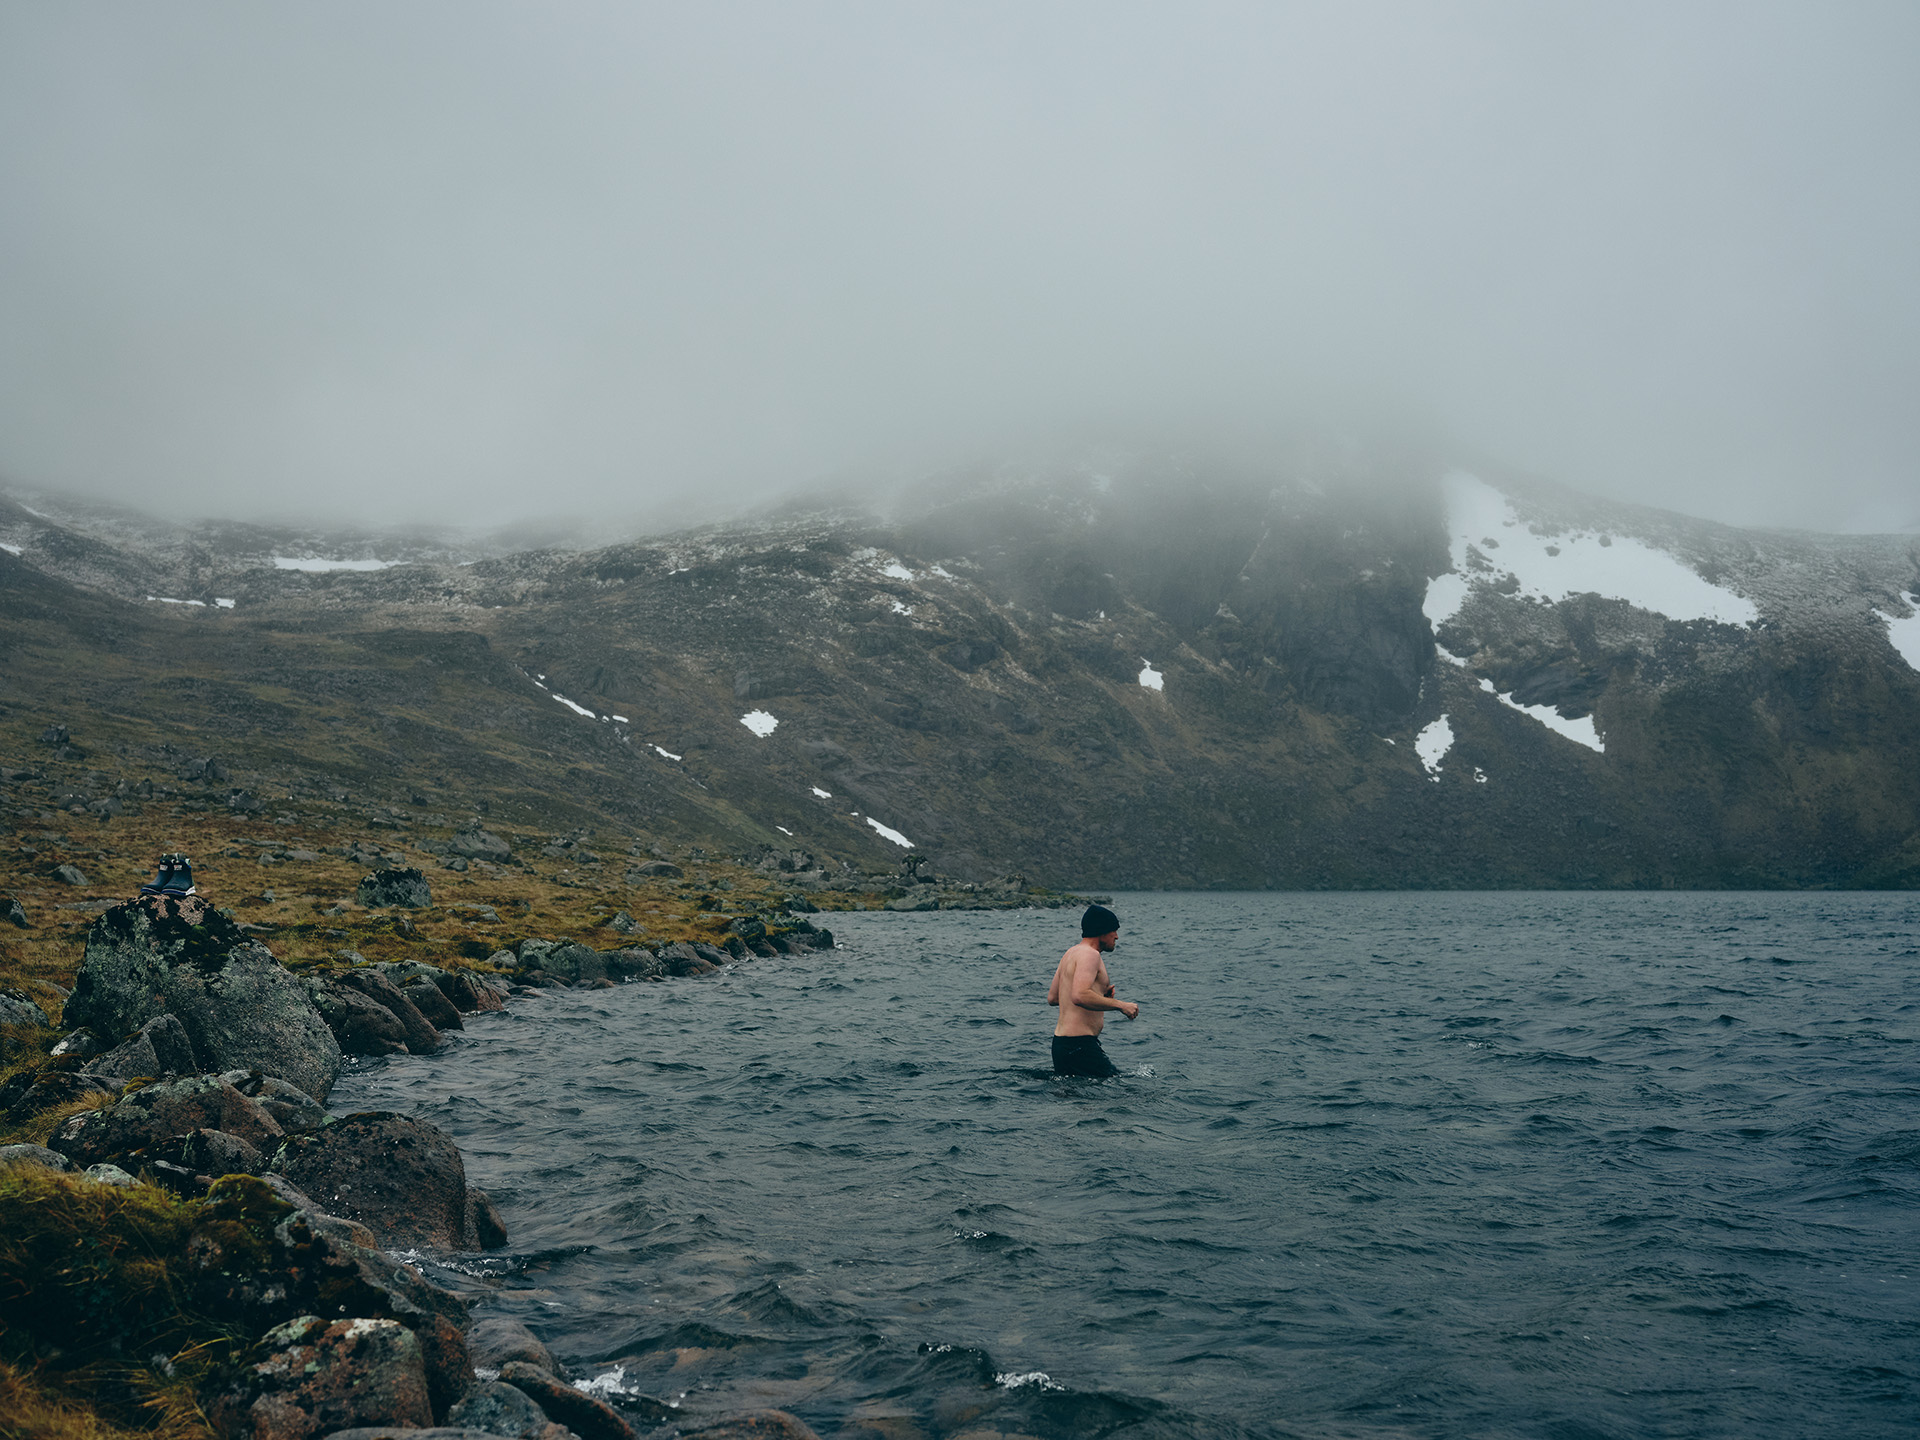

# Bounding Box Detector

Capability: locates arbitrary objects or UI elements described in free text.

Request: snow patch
[214,597,235,608]
[147,595,206,606]
[1873,596,1920,671]
[1415,715,1454,779]
[775,825,793,836]
[653,745,682,761]
[865,816,913,848]
[550,693,595,719]
[271,555,397,572]
[891,599,913,615]
[1473,766,1488,784]
[811,786,832,799]
[1138,659,1164,691]
[1486,681,1603,752]
[1424,472,1757,627]
[610,714,629,723]
[740,710,779,738]
[0,542,20,556]
[881,562,915,581]
[931,565,955,579]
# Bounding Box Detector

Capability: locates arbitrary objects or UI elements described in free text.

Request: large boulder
[270,1112,505,1251]
[65,898,341,1101]
[0,1061,114,1120]
[656,942,720,977]
[229,1071,330,1134]
[233,1315,434,1440]
[448,828,512,862]
[357,867,432,908]
[50,1073,285,1169]
[403,980,464,1032]
[334,970,441,1053]
[627,860,682,878]
[0,1143,71,1172]
[517,940,607,986]
[83,1013,198,1086]
[306,980,410,1056]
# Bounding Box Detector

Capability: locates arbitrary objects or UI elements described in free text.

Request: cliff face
[4,460,1918,888]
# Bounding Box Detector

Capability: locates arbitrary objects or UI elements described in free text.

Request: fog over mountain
[1,3,1916,533]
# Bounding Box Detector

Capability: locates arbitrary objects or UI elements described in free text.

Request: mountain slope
[5,458,1918,888]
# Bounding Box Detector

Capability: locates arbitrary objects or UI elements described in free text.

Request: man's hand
[1116,1000,1139,1020]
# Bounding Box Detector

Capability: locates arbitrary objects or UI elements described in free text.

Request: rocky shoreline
[0,877,853,1440]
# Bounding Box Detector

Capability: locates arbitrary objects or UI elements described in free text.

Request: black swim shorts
[1052,1034,1119,1078]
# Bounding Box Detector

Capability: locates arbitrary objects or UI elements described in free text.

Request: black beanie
[1081,903,1120,937]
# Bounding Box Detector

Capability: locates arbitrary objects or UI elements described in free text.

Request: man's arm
[1072,950,1138,1019]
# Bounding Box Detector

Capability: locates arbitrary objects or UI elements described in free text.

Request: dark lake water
[330,893,1920,1440]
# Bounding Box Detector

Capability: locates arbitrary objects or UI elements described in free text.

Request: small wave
[996,1369,1066,1391]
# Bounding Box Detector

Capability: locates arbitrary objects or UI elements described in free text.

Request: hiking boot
[160,854,196,896]
[138,855,175,896]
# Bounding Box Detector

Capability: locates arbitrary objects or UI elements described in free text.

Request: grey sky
[1,2,1916,532]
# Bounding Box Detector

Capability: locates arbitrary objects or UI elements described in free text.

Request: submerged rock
[270,1111,506,1251]
[65,898,341,1101]
[680,1414,824,1440]
[498,1360,648,1440]
[466,1316,558,1373]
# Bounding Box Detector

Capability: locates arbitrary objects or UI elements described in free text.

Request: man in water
[1047,903,1138,1077]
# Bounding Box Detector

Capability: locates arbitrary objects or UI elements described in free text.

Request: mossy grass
[0,1168,280,1439]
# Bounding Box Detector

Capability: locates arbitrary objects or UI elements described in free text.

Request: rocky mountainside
[4,455,1918,888]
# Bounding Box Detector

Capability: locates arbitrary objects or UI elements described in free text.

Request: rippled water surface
[333,893,1920,1439]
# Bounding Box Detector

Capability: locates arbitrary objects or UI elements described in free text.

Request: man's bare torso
[1049,939,1114,1037]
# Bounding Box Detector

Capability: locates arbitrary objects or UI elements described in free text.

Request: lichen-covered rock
[606,947,662,981]
[0,1142,71,1171]
[65,898,341,1100]
[522,941,606,986]
[83,1012,199,1086]
[357,867,432,908]
[0,1059,113,1120]
[334,969,441,1053]
[50,1073,284,1168]
[446,1380,564,1439]
[187,1176,473,1418]
[498,1361,642,1440]
[235,1315,434,1440]
[0,988,49,1027]
[269,1111,499,1250]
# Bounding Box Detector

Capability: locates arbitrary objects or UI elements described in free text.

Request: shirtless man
[1047,904,1138,1077]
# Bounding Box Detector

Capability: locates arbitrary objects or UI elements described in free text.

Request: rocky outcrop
[0,1142,71,1171]
[334,969,442,1053]
[306,980,410,1056]
[65,897,341,1101]
[356,867,432,908]
[50,1073,284,1171]
[403,979,464,1032]
[269,1111,506,1251]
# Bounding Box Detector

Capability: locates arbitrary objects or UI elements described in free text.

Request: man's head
[1081,903,1119,950]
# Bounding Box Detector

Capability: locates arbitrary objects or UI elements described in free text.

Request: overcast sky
[1,2,1916,533]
